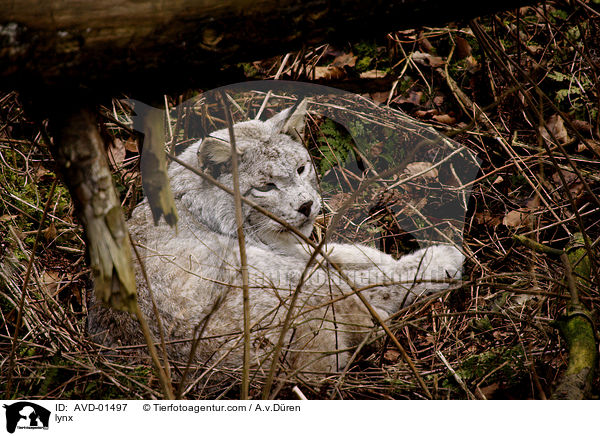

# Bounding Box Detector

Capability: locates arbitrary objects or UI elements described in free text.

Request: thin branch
[219,90,251,400]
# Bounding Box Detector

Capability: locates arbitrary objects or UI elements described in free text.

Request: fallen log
[2,0,539,95]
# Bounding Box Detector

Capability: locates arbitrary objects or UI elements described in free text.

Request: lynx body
[87,104,464,378]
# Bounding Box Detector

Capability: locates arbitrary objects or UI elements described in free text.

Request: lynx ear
[282,99,308,141]
[267,99,308,142]
[197,136,231,167]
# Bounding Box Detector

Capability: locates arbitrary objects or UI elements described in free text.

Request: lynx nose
[298,200,313,217]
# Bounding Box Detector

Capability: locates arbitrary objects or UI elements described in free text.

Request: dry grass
[1,0,599,399]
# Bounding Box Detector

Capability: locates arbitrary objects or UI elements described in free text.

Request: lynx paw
[399,244,464,282]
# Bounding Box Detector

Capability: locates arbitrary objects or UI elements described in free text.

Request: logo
[3,402,50,434]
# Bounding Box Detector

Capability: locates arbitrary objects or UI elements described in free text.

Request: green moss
[442,346,526,392]
[352,40,389,73]
[238,62,260,79]
[356,56,373,72]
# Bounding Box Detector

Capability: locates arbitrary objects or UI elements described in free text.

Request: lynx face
[238,133,320,241]
[170,102,321,245]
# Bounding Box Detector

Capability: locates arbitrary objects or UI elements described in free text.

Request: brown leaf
[43,222,57,241]
[404,161,439,180]
[331,52,357,68]
[360,69,386,79]
[455,36,472,59]
[383,349,400,363]
[418,33,435,54]
[394,91,423,107]
[569,182,585,199]
[479,383,500,399]
[370,91,390,105]
[503,209,532,228]
[314,65,346,80]
[33,162,52,180]
[541,114,570,145]
[571,119,592,133]
[41,270,61,296]
[0,214,19,223]
[124,137,139,153]
[414,109,438,118]
[432,113,457,125]
[577,139,600,154]
[412,51,445,67]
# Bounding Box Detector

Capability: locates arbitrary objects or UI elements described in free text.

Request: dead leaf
[479,383,500,399]
[124,137,138,153]
[43,222,57,241]
[455,36,472,59]
[415,109,438,118]
[71,286,82,305]
[0,214,19,223]
[418,32,435,53]
[404,161,439,180]
[569,182,585,199]
[577,139,600,154]
[432,114,457,125]
[331,52,357,68]
[33,163,52,180]
[370,91,390,105]
[393,91,423,107]
[503,209,532,228]
[314,65,346,80]
[465,55,480,72]
[41,270,61,296]
[360,69,386,79]
[412,51,445,67]
[383,349,400,363]
[571,119,592,133]
[433,95,444,106]
[541,114,570,145]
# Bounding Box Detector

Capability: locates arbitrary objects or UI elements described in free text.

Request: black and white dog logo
[3,402,50,433]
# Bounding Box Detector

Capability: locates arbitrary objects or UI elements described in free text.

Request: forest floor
[1,0,599,399]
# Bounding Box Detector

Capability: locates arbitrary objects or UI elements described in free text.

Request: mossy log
[551,233,598,400]
[552,308,597,399]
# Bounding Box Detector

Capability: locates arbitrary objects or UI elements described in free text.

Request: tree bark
[2,0,538,96]
[47,104,138,313]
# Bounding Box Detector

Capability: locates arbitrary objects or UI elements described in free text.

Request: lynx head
[170,100,320,246]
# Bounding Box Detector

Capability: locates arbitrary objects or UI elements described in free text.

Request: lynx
[87,102,464,381]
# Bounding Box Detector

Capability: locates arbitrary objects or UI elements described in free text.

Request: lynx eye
[254,183,278,192]
[297,166,305,175]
